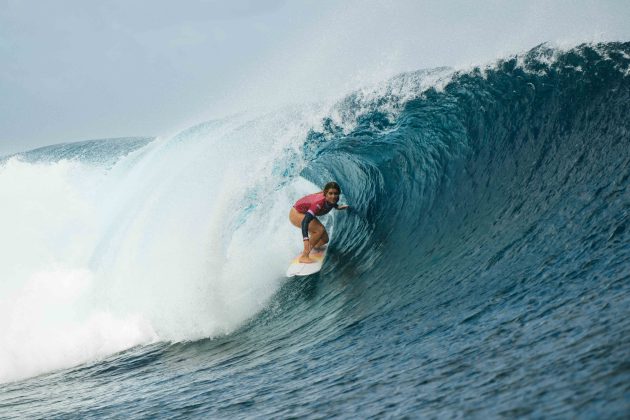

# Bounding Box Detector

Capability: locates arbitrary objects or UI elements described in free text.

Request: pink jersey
[293,192,337,216]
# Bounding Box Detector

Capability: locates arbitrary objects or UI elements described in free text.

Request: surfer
[289,181,349,263]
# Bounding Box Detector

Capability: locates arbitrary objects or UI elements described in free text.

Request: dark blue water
[1,42,629,418]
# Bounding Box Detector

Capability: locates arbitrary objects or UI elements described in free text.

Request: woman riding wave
[289,181,348,263]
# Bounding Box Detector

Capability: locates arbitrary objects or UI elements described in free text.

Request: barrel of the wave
[286,181,349,277]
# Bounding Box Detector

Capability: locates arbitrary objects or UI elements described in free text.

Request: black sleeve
[301,212,314,239]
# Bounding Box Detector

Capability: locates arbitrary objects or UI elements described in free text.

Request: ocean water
[1,42,629,418]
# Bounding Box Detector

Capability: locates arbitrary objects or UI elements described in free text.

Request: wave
[310,42,630,292]
[0,137,154,166]
[1,41,629,406]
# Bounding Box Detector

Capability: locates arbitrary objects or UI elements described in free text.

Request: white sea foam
[0,111,320,383]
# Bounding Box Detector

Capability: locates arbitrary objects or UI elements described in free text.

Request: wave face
[1,43,629,417]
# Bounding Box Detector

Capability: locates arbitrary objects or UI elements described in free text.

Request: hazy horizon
[1,0,629,155]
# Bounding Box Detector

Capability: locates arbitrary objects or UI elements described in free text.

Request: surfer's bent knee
[309,219,324,233]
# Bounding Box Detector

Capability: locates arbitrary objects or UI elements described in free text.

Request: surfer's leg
[313,228,329,250]
[290,208,327,259]
[290,207,324,243]
[308,219,328,250]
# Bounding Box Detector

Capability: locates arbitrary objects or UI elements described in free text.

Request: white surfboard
[286,248,327,277]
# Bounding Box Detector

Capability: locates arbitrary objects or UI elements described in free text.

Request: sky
[1,0,629,155]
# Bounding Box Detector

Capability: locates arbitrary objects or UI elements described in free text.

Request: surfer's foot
[299,256,315,264]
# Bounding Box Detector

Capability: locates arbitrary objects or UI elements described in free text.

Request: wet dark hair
[323,181,341,195]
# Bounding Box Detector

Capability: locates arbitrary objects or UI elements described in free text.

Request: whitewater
[1,42,629,417]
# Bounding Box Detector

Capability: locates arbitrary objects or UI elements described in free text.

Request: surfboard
[286,247,327,277]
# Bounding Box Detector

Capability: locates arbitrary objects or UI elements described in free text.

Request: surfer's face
[325,189,340,204]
